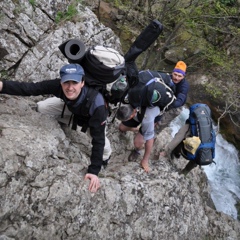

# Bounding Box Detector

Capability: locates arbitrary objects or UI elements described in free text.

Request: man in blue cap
[0,63,112,193]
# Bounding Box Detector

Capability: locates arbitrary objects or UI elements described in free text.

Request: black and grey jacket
[1,78,108,176]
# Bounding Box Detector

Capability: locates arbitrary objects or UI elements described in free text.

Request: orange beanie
[173,61,187,76]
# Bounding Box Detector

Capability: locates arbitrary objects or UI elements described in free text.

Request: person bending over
[117,104,160,173]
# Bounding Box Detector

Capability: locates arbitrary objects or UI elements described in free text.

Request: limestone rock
[0,1,240,239]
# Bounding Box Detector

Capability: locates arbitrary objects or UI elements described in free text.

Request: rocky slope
[0,1,240,239]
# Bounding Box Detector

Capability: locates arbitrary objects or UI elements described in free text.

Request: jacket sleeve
[171,79,189,108]
[1,79,62,97]
[87,105,108,176]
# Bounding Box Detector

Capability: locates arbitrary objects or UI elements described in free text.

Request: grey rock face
[0,1,240,239]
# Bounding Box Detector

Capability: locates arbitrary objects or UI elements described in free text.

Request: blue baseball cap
[60,64,85,83]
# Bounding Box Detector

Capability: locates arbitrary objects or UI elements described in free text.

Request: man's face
[61,80,84,100]
[172,72,184,84]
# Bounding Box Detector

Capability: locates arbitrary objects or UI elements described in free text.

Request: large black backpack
[81,45,125,87]
[58,39,127,104]
[183,103,216,165]
[127,70,176,111]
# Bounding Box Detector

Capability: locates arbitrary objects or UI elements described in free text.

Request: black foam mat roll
[64,39,86,61]
[124,19,163,62]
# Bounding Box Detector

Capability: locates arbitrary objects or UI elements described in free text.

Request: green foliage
[0,70,10,80]
[112,0,121,8]
[55,4,79,23]
[110,0,239,72]
[28,0,36,7]
[218,0,237,6]
[110,0,131,8]
[201,46,233,70]
[13,4,24,15]
[204,83,223,99]
[111,0,133,11]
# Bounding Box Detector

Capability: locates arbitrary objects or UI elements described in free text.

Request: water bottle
[110,75,128,98]
[114,75,128,91]
[110,75,128,100]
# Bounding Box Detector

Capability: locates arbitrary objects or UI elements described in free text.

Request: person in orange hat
[154,60,189,134]
[172,61,187,83]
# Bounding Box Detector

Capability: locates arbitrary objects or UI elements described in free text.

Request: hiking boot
[180,161,198,175]
[128,149,141,162]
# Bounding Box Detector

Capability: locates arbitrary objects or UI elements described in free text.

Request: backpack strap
[145,70,176,114]
[155,77,176,113]
[79,88,99,132]
[81,88,99,117]
[71,114,77,130]
[61,103,66,118]
[137,107,146,122]
[60,102,75,129]
[61,88,99,131]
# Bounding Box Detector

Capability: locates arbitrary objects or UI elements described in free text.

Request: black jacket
[1,79,108,176]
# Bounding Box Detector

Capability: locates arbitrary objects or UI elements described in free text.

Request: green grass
[29,0,36,7]
[55,4,78,23]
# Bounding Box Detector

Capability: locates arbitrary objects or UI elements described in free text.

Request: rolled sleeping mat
[58,39,86,63]
[124,19,163,63]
